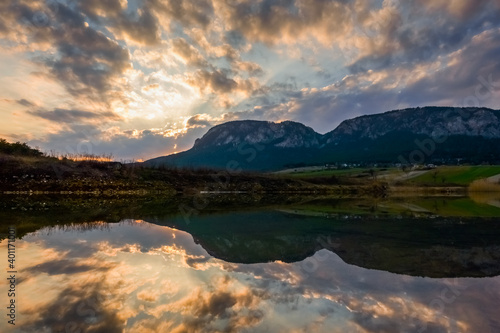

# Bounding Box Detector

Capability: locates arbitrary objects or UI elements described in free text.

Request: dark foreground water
[1,195,500,332]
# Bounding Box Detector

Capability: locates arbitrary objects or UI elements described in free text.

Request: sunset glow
[1,1,500,160]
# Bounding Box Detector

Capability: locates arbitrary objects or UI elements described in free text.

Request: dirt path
[379,170,430,182]
[486,200,500,209]
[486,173,500,183]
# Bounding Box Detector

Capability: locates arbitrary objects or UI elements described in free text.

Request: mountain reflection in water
[1,218,500,333]
[1,195,500,332]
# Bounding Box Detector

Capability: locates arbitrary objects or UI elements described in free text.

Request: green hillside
[410,166,500,185]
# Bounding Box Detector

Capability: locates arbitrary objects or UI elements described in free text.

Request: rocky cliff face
[324,107,500,144]
[145,107,500,170]
[192,120,322,150]
[193,107,500,150]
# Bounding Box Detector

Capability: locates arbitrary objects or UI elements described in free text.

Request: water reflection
[2,195,500,278]
[159,210,500,278]
[1,220,500,333]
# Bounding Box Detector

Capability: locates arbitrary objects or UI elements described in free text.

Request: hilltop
[145,107,500,171]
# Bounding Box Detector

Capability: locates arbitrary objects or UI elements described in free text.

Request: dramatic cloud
[233,60,264,76]
[1,0,499,159]
[28,108,121,124]
[186,114,213,128]
[2,0,132,104]
[215,0,355,46]
[79,0,161,45]
[172,38,210,68]
[16,99,35,107]
[348,1,500,73]
[398,28,500,107]
[149,0,214,29]
[418,0,495,19]
[28,122,210,160]
[188,69,237,94]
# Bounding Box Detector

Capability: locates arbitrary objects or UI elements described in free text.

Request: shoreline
[0,185,484,197]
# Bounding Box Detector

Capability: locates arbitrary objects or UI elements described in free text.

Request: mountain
[191,120,321,149]
[145,120,325,170]
[324,106,500,144]
[145,107,500,170]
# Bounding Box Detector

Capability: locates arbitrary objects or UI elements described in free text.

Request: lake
[1,194,500,332]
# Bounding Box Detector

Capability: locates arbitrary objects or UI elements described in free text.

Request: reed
[468,179,500,193]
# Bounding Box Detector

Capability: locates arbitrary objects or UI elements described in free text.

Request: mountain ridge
[145,107,500,170]
[191,120,322,150]
[325,106,500,144]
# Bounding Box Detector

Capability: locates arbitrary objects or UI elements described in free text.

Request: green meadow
[409,166,500,185]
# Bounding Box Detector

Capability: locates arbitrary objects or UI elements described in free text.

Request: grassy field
[410,166,500,185]
[285,168,383,178]
[280,165,500,190]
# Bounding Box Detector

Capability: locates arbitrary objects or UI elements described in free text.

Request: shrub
[0,139,43,157]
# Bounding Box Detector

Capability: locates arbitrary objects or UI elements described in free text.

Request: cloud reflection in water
[1,220,499,333]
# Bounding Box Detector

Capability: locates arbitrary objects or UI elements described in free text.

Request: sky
[1,0,500,161]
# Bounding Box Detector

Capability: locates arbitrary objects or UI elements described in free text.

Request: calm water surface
[1,196,500,332]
